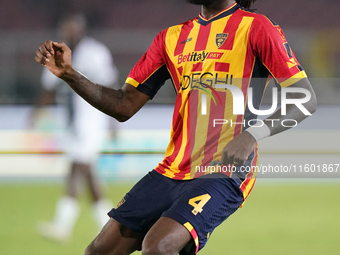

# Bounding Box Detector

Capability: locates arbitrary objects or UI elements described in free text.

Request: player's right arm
[35,40,149,122]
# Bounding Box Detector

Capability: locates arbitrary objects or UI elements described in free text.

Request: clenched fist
[35,40,73,78]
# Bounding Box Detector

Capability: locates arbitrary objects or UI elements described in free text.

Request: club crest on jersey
[215,33,228,48]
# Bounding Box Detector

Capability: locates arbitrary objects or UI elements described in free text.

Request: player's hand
[35,40,73,78]
[221,131,257,166]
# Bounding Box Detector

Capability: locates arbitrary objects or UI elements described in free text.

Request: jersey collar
[198,3,240,26]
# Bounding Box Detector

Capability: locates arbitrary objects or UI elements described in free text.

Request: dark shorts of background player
[108,170,244,255]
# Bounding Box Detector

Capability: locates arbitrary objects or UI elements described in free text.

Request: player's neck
[201,0,236,19]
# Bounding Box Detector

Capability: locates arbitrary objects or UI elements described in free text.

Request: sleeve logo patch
[287,58,298,68]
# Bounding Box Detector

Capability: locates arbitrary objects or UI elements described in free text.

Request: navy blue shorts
[108,170,244,254]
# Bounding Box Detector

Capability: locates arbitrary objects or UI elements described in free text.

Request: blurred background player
[33,13,119,242]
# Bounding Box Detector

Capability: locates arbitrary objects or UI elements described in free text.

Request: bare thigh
[142,217,192,255]
[85,218,144,255]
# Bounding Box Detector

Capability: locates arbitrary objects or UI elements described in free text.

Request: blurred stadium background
[0,0,339,254]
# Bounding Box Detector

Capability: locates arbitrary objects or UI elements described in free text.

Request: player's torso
[156,8,261,179]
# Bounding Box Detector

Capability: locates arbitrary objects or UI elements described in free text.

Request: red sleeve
[126,29,171,99]
[249,15,307,87]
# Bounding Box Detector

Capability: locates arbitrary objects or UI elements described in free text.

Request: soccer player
[35,0,317,254]
[34,13,118,242]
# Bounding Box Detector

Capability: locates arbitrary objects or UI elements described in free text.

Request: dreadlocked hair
[236,0,257,9]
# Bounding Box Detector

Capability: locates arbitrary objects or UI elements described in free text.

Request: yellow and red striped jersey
[126,3,307,199]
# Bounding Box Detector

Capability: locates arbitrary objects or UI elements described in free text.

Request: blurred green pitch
[1,181,339,255]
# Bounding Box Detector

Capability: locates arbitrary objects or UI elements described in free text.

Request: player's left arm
[222,77,316,165]
[264,77,317,135]
[222,16,317,166]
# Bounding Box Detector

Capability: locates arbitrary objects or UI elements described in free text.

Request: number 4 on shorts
[188,194,211,215]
